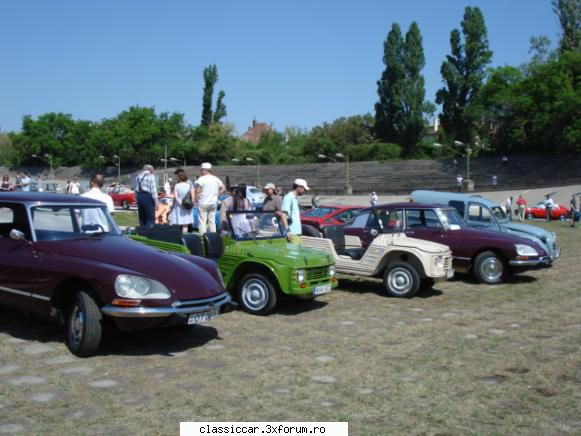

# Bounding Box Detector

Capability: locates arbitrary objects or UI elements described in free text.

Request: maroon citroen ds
[342,203,551,285]
[0,192,230,357]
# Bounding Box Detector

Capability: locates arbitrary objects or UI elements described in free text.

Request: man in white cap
[195,162,225,233]
[280,178,309,244]
[262,182,282,212]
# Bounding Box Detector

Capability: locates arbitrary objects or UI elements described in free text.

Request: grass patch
[113,211,138,227]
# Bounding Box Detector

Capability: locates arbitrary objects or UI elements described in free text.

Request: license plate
[446,269,455,279]
[313,284,332,296]
[187,307,219,325]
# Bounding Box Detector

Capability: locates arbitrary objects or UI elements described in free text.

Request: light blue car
[411,190,560,261]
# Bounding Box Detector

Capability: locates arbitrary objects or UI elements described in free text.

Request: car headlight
[297,269,305,282]
[114,274,171,299]
[434,256,444,269]
[329,265,336,277]
[515,244,539,256]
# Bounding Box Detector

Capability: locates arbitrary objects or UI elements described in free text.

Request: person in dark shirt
[262,183,282,212]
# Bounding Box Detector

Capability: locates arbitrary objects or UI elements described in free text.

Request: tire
[65,290,103,357]
[302,224,321,237]
[473,251,508,284]
[237,273,277,315]
[383,262,421,298]
[121,200,130,210]
[527,212,533,220]
[420,278,435,291]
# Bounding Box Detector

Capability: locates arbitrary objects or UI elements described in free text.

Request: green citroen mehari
[130,210,337,315]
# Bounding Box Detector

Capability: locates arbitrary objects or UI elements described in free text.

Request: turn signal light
[331,277,337,283]
[299,282,307,289]
[112,298,142,307]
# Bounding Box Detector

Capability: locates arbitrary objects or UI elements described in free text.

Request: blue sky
[0,0,561,135]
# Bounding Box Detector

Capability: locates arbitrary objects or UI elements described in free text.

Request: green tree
[0,132,18,165]
[436,6,493,143]
[375,23,404,143]
[201,65,218,126]
[552,0,581,53]
[213,90,227,123]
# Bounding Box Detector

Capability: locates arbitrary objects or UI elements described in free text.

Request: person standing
[67,176,81,195]
[169,169,195,233]
[195,162,225,234]
[13,172,22,191]
[516,194,527,221]
[80,174,115,230]
[20,171,31,192]
[569,194,578,228]
[0,175,13,191]
[221,184,251,232]
[456,174,463,191]
[261,183,282,212]
[505,196,513,220]
[491,175,497,187]
[135,164,158,228]
[544,194,554,223]
[370,191,378,207]
[280,178,309,244]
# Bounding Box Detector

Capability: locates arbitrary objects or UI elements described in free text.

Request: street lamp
[31,153,53,177]
[245,157,260,186]
[319,153,351,194]
[99,155,121,182]
[433,141,474,191]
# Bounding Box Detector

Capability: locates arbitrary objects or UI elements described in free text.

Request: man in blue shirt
[281,178,309,244]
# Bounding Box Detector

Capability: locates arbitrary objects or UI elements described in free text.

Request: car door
[403,208,449,246]
[466,202,501,231]
[0,203,41,311]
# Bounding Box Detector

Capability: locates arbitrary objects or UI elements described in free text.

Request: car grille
[306,267,329,281]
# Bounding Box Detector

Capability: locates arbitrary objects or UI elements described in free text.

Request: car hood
[231,239,334,268]
[377,233,451,254]
[452,227,546,252]
[36,235,223,299]
[499,221,551,239]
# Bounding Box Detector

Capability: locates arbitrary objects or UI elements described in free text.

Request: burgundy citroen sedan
[342,203,551,284]
[0,192,230,357]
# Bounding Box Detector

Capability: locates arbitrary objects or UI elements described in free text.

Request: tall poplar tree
[213,90,227,123]
[201,65,218,126]
[552,0,581,53]
[375,23,404,143]
[436,7,492,143]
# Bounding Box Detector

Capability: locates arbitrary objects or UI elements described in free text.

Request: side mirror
[449,224,461,231]
[9,229,26,241]
[370,229,379,237]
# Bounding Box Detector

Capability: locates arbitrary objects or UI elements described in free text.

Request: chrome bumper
[101,292,231,318]
[509,256,552,267]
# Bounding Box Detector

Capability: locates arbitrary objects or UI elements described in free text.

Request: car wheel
[302,224,321,237]
[121,200,130,210]
[474,251,508,284]
[527,212,533,220]
[419,278,435,291]
[65,290,103,357]
[383,262,420,298]
[238,273,277,315]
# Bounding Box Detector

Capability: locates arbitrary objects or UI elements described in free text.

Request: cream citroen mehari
[301,223,454,298]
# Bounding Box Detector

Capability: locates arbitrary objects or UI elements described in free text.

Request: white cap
[263,182,276,190]
[294,178,310,190]
[201,162,212,170]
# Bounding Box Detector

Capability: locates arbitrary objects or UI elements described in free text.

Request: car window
[0,204,32,239]
[448,200,465,218]
[0,207,13,224]
[345,211,369,229]
[33,207,76,232]
[334,209,359,223]
[376,209,403,231]
[468,203,492,223]
[405,209,442,229]
[303,207,338,218]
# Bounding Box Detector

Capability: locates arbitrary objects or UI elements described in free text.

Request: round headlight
[434,256,444,269]
[114,275,170,299]
[329,265,336,277]
[297,269,305,283]
[515,244,539,256]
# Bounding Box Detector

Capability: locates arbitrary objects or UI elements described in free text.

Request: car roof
[0,192,103,205]
[411,190,499,208]
[314,204,362,210]
[359,202,451,212]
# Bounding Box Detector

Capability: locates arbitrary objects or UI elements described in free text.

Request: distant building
[241,117,272,145]
[422,117,440,143]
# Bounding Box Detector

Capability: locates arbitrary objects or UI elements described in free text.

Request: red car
[301,205,363,236]
[108,187,137,210]
[525,202,569,220]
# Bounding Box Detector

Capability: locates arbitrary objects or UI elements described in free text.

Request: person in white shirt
[20,172,31,192]
[80,174,115,231]
[67,176,81,195]
[544,195,554,222]
[195,162,225,233]
[164,178,172,197]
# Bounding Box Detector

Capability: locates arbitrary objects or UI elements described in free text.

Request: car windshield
[437,208,465,228]
[227,211,285,241]
[302,207,338,218]
[31,205,121,241]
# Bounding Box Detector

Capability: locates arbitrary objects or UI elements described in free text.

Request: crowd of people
[0,172,32,191]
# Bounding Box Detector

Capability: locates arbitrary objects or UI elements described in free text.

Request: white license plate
[446,269,455,279]
[187,307,219,325]
[313,284,332,296]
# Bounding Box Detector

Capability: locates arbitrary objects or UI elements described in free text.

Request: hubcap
[241,278,269,311]
[481,257,503,281]
[387,268,413,295]
[69,305,84,345]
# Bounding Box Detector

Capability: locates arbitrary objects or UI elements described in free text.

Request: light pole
[99,155,121,182]
[32,153,53,177]
[335,153,351,194]
[245,157,260,186]
[433,141,474,191]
